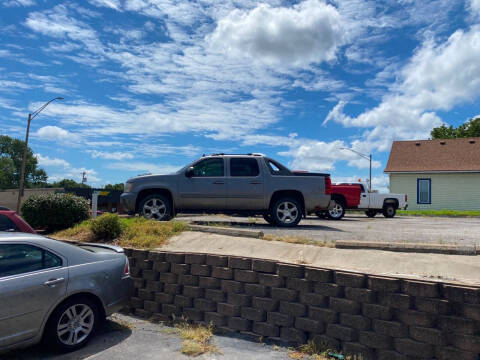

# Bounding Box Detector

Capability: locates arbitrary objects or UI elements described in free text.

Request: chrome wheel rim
[276,201,298,224]
[57,304,94,346]
[143,198,166,220]
[329,202,343,218]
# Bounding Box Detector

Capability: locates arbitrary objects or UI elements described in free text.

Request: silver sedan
[0,233,133,354]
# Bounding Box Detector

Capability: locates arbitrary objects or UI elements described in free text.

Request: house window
[417,178,431,204]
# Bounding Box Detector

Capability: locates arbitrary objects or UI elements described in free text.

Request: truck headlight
[124,182,134,193]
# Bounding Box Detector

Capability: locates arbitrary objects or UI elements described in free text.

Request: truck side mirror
[185,167,194,178]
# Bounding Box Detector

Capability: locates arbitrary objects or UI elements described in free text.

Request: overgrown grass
[262,234,335,248]
[397,209,480,217]
[174,322,219,356]
[52,216,188,249]
[287,340,363,360]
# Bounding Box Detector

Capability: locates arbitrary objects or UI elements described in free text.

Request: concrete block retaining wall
[124,248,480,360]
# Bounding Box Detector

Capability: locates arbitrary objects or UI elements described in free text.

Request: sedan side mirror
[185,167,194,178]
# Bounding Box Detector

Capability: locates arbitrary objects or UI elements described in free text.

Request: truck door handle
[213,181,224,185]
[362,195,366,197]
[250,181,262,185]
[44,278,65,287]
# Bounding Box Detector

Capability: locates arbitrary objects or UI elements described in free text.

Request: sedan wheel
[44,296,100,352]
[57,304,94,346]
[272,197,302,227]
[139,194,171,221]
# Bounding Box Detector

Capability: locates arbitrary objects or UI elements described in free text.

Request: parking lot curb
[188,224,264,239]
[335,240,478,255]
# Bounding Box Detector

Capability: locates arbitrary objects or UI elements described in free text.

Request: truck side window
[230,158,259,177]
[192,158,224,177]
[265,158,291,175]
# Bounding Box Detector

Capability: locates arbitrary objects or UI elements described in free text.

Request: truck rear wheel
[139,194,172,221]
[383,204,396,218]
[326,200,345,220]
[272,197,302,227]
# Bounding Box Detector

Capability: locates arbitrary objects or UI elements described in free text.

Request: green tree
[50,179,91,189]
[0,135,48,190]
[104,183,124,191]
[431,117,480,139]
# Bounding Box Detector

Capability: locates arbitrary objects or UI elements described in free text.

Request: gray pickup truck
[121,154,332,227]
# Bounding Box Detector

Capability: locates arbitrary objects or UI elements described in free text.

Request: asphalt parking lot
[3,314,294,360]
[182,214,480,246]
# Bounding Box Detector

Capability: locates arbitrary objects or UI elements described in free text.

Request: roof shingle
[384,137,480,173]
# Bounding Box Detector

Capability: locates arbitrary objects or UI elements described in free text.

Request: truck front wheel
[383,204,396,218]
[272,197,302,227]
[365,210,377,218]
[139,194,172,221]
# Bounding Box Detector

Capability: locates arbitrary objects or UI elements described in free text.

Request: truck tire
[383,204,396,218]
[139,194,172,221]
[263,213,275,225]
[326,200,345,220]
[365,210,377,218]
[271,197,302,227]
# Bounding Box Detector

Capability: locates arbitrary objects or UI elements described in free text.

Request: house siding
[389,173,480,210]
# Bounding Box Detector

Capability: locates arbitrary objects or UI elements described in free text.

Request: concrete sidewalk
[163,231,480,286]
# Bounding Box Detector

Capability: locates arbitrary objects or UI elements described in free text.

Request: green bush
[91,213,124,240]
[21,193,89,231]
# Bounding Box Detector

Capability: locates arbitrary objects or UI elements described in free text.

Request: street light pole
[16,97,64,213]
[340,147,372,191]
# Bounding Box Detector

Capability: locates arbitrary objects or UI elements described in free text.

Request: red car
[0,207,36,233]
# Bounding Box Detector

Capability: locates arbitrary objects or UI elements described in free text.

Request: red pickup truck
[0,207,36,233]
[317,182,407,220]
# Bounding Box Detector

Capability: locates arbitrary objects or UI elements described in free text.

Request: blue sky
[1,0,480,191]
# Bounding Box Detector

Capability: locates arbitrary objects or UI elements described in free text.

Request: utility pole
[16,97,64,213]
[81,171,87,185]
[340,147,373,191]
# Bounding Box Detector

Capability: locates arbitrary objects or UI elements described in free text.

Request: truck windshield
[264,158,292,175]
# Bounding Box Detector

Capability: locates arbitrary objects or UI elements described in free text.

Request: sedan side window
[192,158,224,177]
[0,244,62,278]
[0,215,18,232]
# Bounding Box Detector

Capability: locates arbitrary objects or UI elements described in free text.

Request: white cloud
[279,140,381,172]
[324,26,480,151]
[88,0,121,11]
[90,150,134,160]
[3,0,35,7]
[36,154,70,168]
[469,0,480,15]
[35,154,101,185]
[24,5,102,55]
[209,0,345,66]
[106,162,181,175]
[35,125,79,142]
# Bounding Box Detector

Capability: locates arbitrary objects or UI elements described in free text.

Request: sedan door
[178,157,227,210]
[226,157,265,210]
[0,243,67,348]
